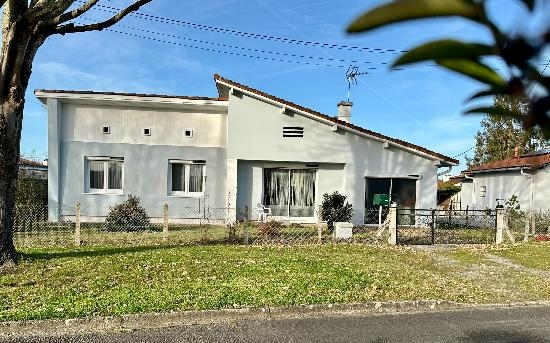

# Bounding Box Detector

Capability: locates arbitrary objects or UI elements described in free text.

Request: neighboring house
[457,149,550,211]
[37,74,458,224]
[19,158,48,179]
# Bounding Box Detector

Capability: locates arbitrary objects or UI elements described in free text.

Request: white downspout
[437,166,453,177]
[464,174,475,210]
[520,168,534,211]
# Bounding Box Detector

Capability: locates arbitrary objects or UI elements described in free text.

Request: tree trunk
[0,103,22,265]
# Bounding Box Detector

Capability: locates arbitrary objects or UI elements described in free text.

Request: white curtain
[264,169,315,217]
[108,160,123,190]
[189,164,203,192]
[290,170,315,217]
[89,160,104,189]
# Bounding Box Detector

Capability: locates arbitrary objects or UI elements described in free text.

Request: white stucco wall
[533,165,550,209]
[227,92,442,224]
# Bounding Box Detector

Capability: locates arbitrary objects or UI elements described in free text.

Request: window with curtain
[263,168,315,217]
[86,157,124,193]
[169,161,205,196]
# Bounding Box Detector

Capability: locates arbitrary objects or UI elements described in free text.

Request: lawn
[1,243,549,322]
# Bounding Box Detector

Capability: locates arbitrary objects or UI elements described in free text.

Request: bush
[16,178,47,206]
[320,191,353,232]
[105,195,150,231]
[257,220,282,238]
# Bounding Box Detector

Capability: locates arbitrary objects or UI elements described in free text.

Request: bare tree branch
[53,0,152,35]
[51,0,99,25]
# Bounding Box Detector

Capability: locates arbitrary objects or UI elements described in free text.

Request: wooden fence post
[388,203,397,245]
[163,203,169,243]
[75,202,81,246]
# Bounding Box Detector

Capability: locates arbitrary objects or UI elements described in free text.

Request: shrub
[320,191,353,232]
[105,195,150,231]
[257,220,282,238]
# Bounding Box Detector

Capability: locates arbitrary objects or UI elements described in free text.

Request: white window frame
[168,160,205,197]
[85,156,124,194]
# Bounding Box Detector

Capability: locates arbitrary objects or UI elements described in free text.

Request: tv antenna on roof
[346,65,369,102]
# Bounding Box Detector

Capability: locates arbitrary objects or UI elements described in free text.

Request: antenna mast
[346,66,369,102]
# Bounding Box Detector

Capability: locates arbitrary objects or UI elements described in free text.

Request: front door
[263,168,316,218]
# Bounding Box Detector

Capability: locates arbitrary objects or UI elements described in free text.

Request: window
[102,126,110,134]
[86,157,123,193]
[184,129,193,138]
[480,185,487,198]
[143,128,151,136]
[263,168,316,217]
[169,160,205,196]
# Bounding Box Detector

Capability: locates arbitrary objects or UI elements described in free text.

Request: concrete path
[2,305,550,342]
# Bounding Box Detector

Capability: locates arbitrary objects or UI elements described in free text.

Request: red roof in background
[465,151,550,173]
[213,74,459,165]
[19,158,46,168]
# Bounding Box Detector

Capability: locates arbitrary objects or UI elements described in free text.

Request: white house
[456,149,550,211]
[37,74,458,225]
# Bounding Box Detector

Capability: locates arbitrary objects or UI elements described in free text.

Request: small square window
[143,128,151,136]
[184,129,193,138]
[102,126,110,134]
[480,185,486,198]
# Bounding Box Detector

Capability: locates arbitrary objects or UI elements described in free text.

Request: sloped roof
[214,74,458,165]
[34,89,227,102]
[465,151,550,173]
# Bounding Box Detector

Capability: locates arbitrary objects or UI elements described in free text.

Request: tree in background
[0,1,152,267]
[466,95,546,168]
[348,0,550,138]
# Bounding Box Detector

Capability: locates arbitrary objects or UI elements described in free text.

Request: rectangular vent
[283,127,304,137]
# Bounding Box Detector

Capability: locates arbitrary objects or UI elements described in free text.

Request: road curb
[2,300,550,337]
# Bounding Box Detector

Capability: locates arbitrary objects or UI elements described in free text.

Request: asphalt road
[3,306,550,343]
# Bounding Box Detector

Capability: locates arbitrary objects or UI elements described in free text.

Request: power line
[453,146,475,158]
[81,1,407,54]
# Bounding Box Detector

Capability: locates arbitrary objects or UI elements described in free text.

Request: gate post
[388,203,397,245]
[431,209,436,245]
[496,208,506,245]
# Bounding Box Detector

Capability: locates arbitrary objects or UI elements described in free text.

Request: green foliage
[348,0,550,138]
[15,178,47,206]
[105,195,150,232]
[466,95,546,168]
[505,195,526,231]
[320,191,353,232]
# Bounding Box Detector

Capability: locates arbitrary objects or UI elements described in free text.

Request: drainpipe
[520,168,534,211]
[464,174,475,210]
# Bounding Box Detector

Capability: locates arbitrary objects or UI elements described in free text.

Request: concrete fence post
[75,202,81,246]
[496,208,506,245]
[388,203,397,245]
[317,205,323,244]
[163,203,169,243]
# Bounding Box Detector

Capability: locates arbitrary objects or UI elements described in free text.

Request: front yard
[1,243,550,321]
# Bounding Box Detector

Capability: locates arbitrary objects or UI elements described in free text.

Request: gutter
[463,174,475,209]
[521,168,534,211]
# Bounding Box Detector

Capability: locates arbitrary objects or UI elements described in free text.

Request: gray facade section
[47,99,62,220]
[227,92,439,224]
[57,142,226,219]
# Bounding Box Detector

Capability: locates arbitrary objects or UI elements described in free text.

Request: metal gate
[396,209,496,245]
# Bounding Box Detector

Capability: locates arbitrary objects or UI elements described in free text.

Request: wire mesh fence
[396,209,497,245]
[11,202,550,248]
[506,209,550,242]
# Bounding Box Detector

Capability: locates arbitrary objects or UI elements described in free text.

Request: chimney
[337,101,352,123]
[514,146,519,158]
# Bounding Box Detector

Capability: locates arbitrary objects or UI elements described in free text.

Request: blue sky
[22,0,550,174]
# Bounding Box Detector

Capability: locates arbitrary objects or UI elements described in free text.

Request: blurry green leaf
[465,105,522,119]
[393,40,495,67]
[347,0,479,33]
[436,59,507,88]
[467,87,507,101]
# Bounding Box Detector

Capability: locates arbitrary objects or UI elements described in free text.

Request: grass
[489,242,550,270]
[2,242,550,322]
[0,244,488,321]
